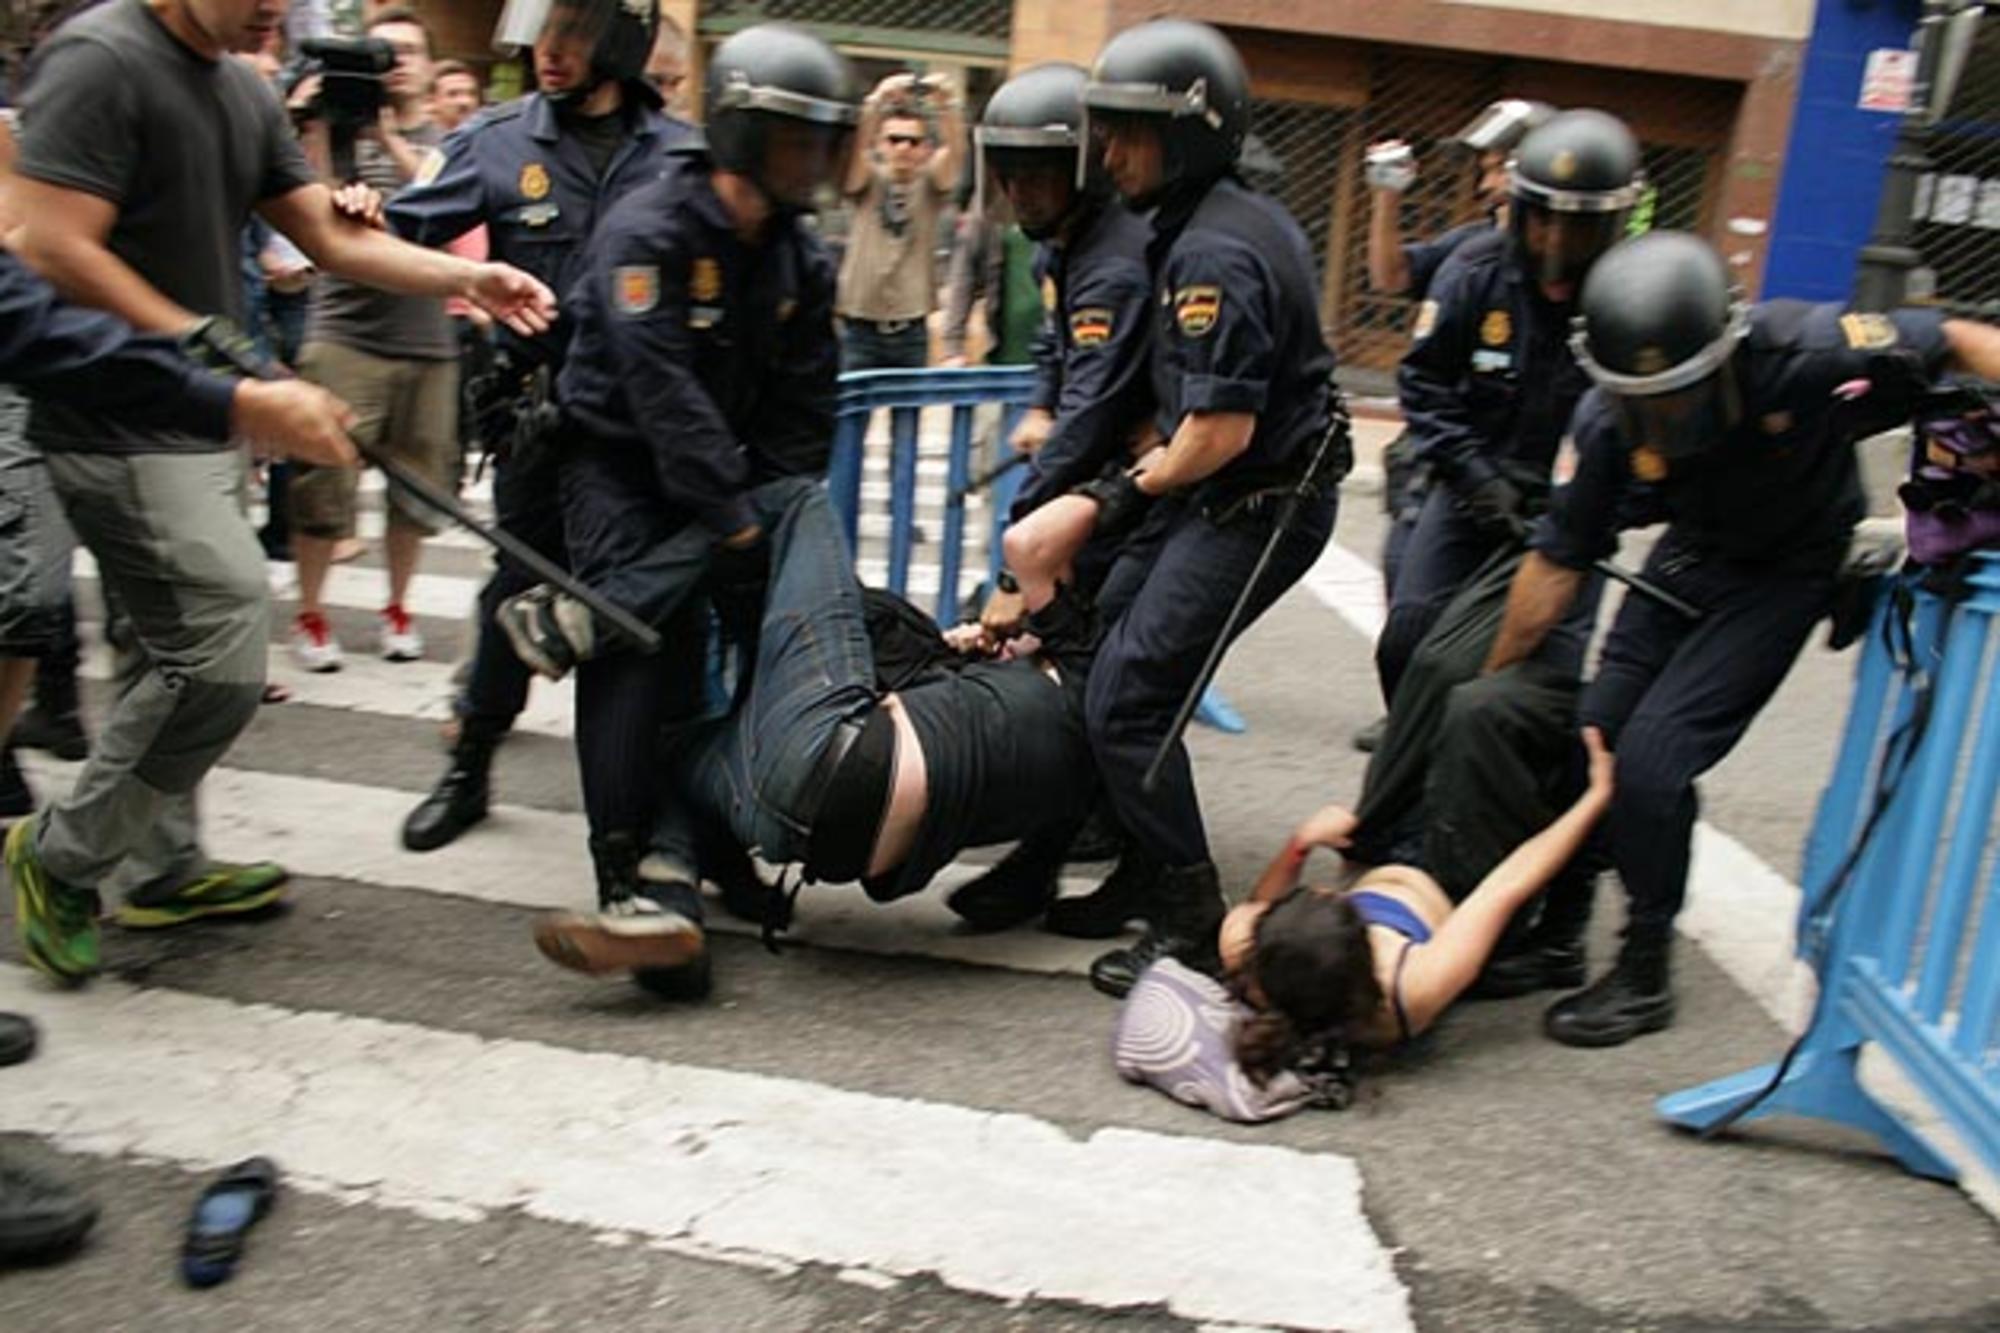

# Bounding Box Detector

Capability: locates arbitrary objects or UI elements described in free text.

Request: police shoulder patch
[1041,276,1058,312]
[414,148,447,187]
[1070,306,1114,347]
[1174,285,1221,338]
[613,265,659,316]
[1412,299,1440,341]
[1840,312,1897,351]
[1480,309,1511,347]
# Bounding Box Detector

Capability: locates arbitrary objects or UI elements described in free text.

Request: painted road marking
[0,967,1413,1332]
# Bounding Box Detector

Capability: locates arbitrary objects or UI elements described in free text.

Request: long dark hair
[1233,886,1384,1087]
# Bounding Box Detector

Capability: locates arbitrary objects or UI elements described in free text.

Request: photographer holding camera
[286,7,457,673]
[835,70,962,370]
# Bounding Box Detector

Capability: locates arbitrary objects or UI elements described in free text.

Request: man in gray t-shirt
[289,7,458,673]
[9,0,553,985]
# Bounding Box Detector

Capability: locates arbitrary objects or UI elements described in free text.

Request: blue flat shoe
[181,1156,279,1288]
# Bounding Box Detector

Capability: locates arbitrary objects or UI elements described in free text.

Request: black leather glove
[1462,474,1528,542]
[1073,469,1151,543]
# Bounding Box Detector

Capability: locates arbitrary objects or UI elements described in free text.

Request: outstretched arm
[1399,727,1615,1030]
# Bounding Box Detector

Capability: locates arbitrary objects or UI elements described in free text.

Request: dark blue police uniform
[385,93,690,739]
[1534,301,1953,935]
[1009,201,1153,521]
[0,252,239,439]
[1087,177,1339,870]
[1381,228,1593,701]
[1381,218,1496,594]
[554,142,839,840]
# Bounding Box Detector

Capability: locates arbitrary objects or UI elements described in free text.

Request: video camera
[288,36,395,133]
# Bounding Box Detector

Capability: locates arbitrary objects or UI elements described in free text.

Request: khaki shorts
[291,340,459,539]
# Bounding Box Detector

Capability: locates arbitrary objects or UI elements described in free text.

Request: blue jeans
[840,318,928,371]
[666,480,878,865]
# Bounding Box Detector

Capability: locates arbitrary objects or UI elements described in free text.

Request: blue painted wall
[1763,0,1919,301]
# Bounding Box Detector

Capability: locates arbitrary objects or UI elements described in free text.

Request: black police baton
[185,318,662,654]
[1140,397,1354,794]
[948,451,1027,505]
[1593,557,1703,622]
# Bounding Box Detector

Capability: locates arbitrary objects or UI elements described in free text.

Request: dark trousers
[459,441,566,735]
[1377,487,1508,703]
[1577,532,1836,934]
[1085,486,1337,870]
[561,441,714,848]
[669,481,875,864]
[840,318,928,372]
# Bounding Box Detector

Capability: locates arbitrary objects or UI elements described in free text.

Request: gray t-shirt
[16,0,315,453]
[305,121,453,360]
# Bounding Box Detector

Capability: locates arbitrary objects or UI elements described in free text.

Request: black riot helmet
[976,62,1105,241]
[495,0,657,102]
[1082,19,1250,209]
[1572,231,1751,460]
[704,24,859,213]
[1507,109,1643,298]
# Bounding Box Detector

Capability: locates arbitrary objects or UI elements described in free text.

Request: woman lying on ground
[1213,727,1613,1076]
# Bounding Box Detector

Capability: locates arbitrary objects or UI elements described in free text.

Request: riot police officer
[1486,231,2000,1047]
[1376,109,1641,705]
[514,23,857,997]
[386,0,692,855]
[939,61,1158,935]
[1068,19,1343,999]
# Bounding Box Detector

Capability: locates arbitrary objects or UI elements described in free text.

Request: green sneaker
[8,816,100,985]
[115,862,290,930]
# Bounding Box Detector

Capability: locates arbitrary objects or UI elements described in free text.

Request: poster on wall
[1859,47,1917,113]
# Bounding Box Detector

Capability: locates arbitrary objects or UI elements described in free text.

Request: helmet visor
[756,115,855,210]
[1514,203,1629,290]
[976,130,1078,238]
[1452,99,1544,155]
[1608,371,1740,461]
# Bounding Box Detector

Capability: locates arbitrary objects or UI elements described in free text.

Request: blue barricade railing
[1659,558,2000,1184]
[830,367,1246,736]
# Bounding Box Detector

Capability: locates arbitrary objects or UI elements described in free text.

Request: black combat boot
[1543,928,1674,1048]
[400,722,499,852]
[1045,846,1159,939]
[1087,861,1226,1000]
[0,1154,98,1263]
[1467,871,1594,1000]
[947,835,1063,933]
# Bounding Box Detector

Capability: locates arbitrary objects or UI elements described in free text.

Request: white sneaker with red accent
[379,604,424,663]
[290,611,344,673]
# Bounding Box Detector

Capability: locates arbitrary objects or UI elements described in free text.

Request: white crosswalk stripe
[25,537,1421,1330]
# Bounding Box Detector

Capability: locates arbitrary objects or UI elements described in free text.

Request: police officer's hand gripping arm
[0,251,358,469]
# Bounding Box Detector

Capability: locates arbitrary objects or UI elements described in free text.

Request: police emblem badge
[1631,445,1668,482]
[415,148,446,187]
[520,163,551,201]
[1412,299,1439,340]
[691,257,722,303]
[613,265,659,315]
[1174,285,1221,337]
[1070,307,1113,347]
[1480,309,1511,347]
[1839,312,1897,351]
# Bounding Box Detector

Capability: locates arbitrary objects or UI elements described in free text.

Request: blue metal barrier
[1659,558,2000,1184]
[832,367,1245,734]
